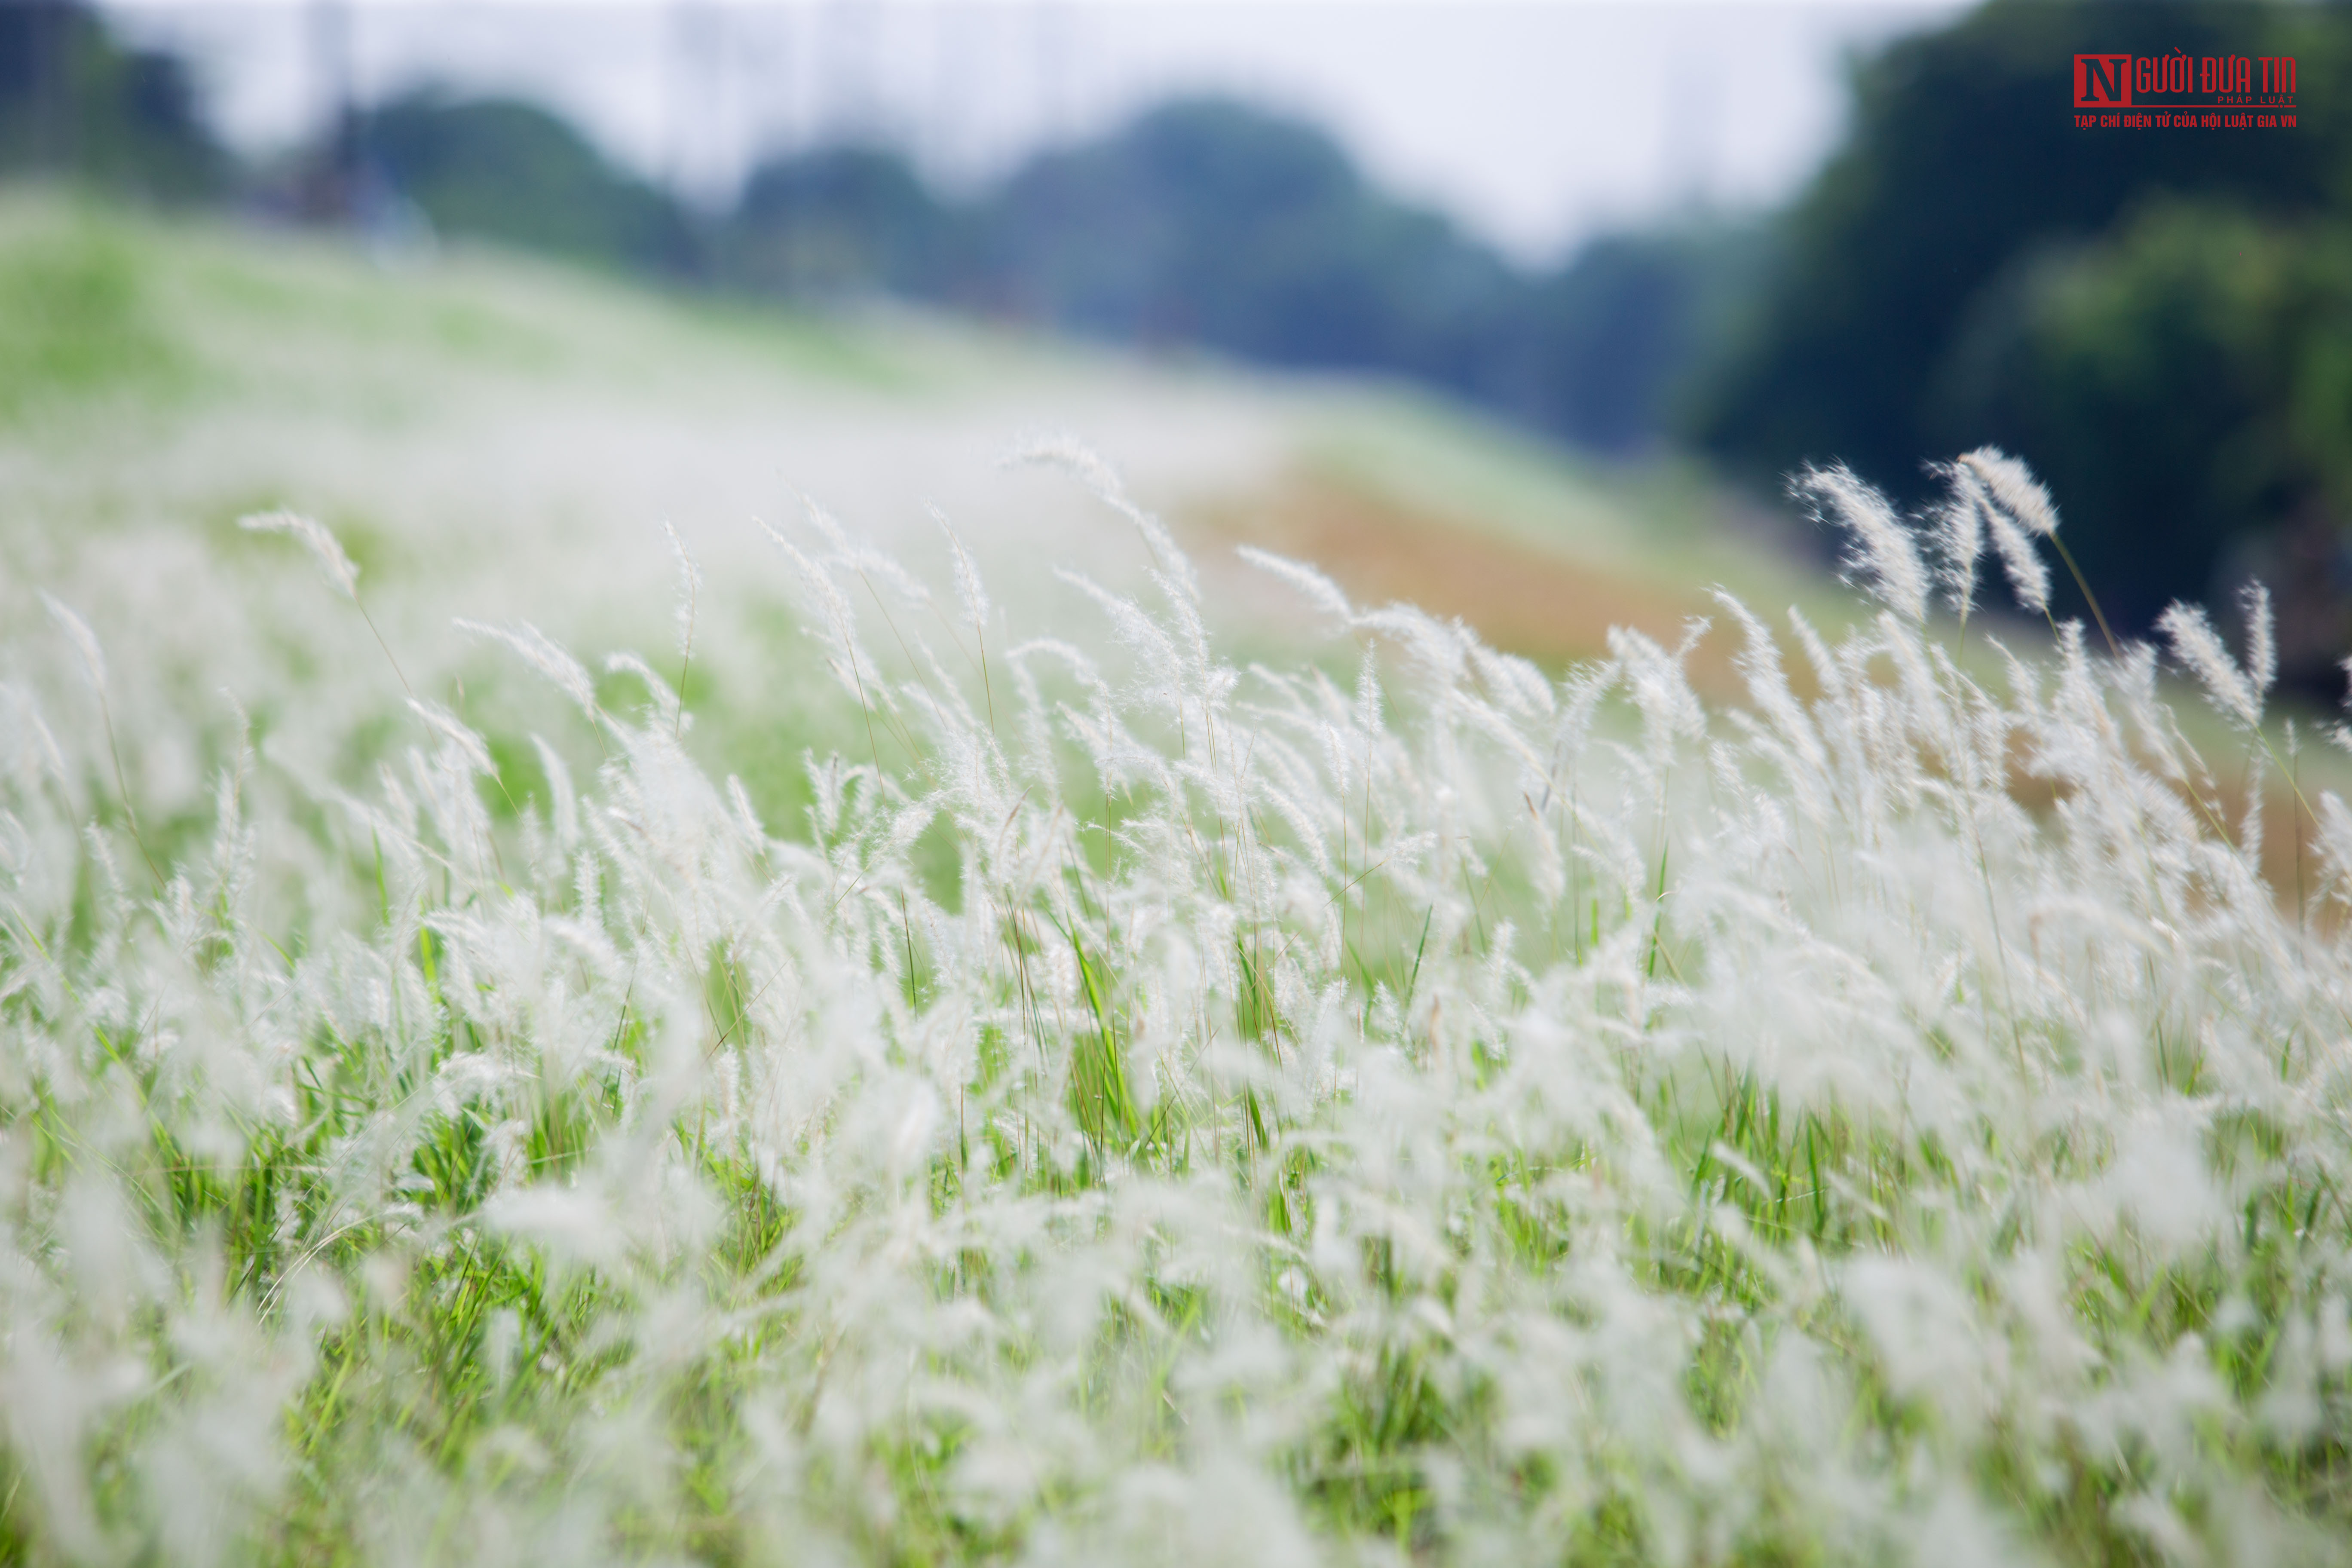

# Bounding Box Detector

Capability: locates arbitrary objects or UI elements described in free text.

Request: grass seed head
[2157,600,2262,729]
[1983,506,2052,617]
[1957,446,2060,536]
[239,509,360,600]
[2242,579,2277,698]
[1929,459,1986,618]
[1792,461,1929,624]
[39,591,106,694]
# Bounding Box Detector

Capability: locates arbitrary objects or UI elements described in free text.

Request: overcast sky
[103,0,1970,265]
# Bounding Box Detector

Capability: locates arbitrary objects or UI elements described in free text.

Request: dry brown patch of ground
[1188,466,1743,697]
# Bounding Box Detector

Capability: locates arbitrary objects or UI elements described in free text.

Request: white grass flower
[1006,431,1198,601]
[533,734,579,848]
[603,651,684,731]
[1928,460,1986,618]
[2241,580,2276,698]
[1791,462,1929,624]
[1983,508,2052,616]
[1712,591,1826,784]
[1609,622,1708,764]
[454,619,598,715]
[2156,600,2262,729]
[662,520,703,658]
[239,509,359,600]
[1958,446,2059,536]
[405,698,496,774]
[1235,545,1354,624]
[39,592,105,694]
[1001,429,1124,499]
[935,507,992,635]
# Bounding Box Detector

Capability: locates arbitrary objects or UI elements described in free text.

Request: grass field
[6,196,2352,1566]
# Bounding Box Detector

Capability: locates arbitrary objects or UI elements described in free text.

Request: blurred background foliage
[0,0,223,199]
[6,0,2352,688]
[1698,0,2352,687]
[358,92,701,274]
[707,92,1768,469]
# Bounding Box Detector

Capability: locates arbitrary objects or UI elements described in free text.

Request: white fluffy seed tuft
[240,509,360,600]
[2157,600,2262,729]
[1957,446,2060,536]
[1792,462,1929,624]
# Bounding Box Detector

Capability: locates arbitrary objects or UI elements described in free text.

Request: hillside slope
[0,190,1815,637]
[0,194,1828,799]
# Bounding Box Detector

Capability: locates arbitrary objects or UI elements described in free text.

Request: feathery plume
[662,521,703,738]
[2241,581,2276,699]
[1236,545,1354,624]
[240,510,360,600]
[1792,462,1929,624]
[406,698,497,774]
[1929,461,1985,618]
[454,619,597,715]
[1001,430,1125,499]
[1958,447,2059,536]
[40,593,105,694]
[662,521,703,659]
[935,508,991,634]
[1983,508,2051,616]
[2157,601,2261,729]
[1007,431,1197,602]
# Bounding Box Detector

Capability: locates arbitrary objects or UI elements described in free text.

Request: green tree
[725,144,959,299]
[1502,223,1771,456]
[973,97,1515,374]
[1691,0,2352,635]
[1940,201,2352,673]
[361,92,700,276]
[0,0,226,201]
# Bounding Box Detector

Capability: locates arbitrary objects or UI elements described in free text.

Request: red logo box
[2075,54,2135,107]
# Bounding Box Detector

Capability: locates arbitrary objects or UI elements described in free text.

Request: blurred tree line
[13,0,2352,683]
[717,100,1762,461]
[0,4,1757,461]
[333,88,1759,466]
[0,0,223,199]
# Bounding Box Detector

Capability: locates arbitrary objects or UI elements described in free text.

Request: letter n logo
[2075,54,2133,107]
